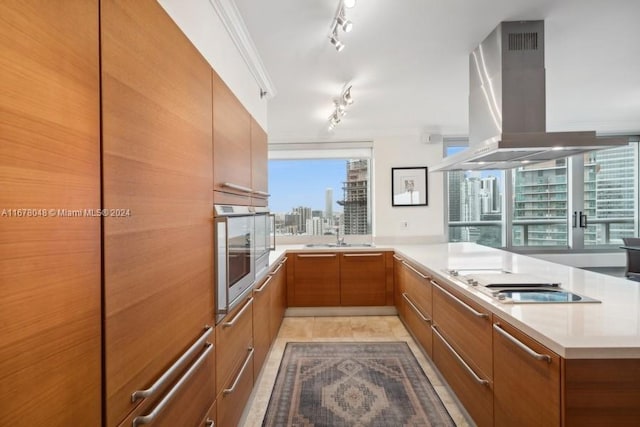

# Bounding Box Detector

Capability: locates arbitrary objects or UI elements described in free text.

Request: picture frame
[391,166,428,207]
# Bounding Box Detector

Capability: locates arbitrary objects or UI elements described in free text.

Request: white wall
[373,135,445,243]
[158,0,268,129]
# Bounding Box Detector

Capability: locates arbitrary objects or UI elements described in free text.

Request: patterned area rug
[262,342,455,426]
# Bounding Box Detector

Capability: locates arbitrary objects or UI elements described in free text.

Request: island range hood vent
[431,20,626,172]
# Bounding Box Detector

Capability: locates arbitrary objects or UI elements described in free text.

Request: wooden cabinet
[252,274,274,378]
[493,316,560,427]
[0,1,101,426]
[213,71,252,205]
[288,251,392,307]
[270,257,288,341]
[394,256,434,356]
[101,1,214,425]
[431,278,493,427]
[340,252,389,306]
[251,118,269,207]
[253,256,288,379]
[216,296,254,427]
[117,344,216,427]
[288,252,341,306]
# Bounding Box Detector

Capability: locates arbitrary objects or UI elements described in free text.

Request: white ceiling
[233,0,640,143]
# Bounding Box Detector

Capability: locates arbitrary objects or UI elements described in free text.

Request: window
[446,144,504,248]
[446,137,640,250]
[268,142,372,243]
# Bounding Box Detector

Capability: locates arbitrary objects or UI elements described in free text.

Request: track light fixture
[328,0,355,51]
[328,85,354,130]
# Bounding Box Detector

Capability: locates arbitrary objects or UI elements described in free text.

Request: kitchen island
[274,242,640,426]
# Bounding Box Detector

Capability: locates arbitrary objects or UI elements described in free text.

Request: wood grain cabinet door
[250,118,268,207]
[252,274,273,379]
[101,0,214,425]
[493,317,560,427]
[289,253,340,306]
[340,252,387,306]
[0,1,101,425]
[213,71,252,204]
[269,258,288,339]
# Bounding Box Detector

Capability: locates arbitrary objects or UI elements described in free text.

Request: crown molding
[209,0,276,99]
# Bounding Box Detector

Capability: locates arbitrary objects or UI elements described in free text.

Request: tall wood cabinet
[0,1,102,425]
[101,1,215,425]
[251,118,269,206]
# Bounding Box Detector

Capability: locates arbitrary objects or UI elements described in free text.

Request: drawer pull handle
[270,258,286,275]
[223,347,255,395]
[132,343,213,426]
[402,293,431,323]
[432,326,489,386]
[131,326,212,402]
[252,190,270,197]
[221,182,253,193]
[431,281,488,319]
[343,253,383,257]
[205,420,215,427]
[254,276,273,293]
[297,253,337,258]
[392,254,403,261]
[402,261,429,279]
[493,323,552,363]
[223,297,254,328]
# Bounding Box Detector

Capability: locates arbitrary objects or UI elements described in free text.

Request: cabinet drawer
[401,260,433,317]
[432,279,492,379]
[199,400,216,427]
[216,348,254,427]
[493,318,560,427]
[118,343,216,427]
[432,326,493,427]
[215,296,253,395]
[401,292,433,357]
[253,274,273,379]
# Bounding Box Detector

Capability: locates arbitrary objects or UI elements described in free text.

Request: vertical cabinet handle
[223,347,255,395]
[431,280,489,319]
[131,326,213,402]
[132,343,214,426]
[222,297,253,328]
[493,323,552,363]
[432,326,489,386]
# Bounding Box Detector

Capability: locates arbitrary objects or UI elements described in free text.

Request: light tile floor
[241,316,471,426]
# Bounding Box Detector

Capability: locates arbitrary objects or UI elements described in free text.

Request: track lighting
[328,1,355,51]
[328,85,354,130]
[329,31,344,52]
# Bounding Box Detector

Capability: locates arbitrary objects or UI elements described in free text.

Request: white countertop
[394,242,640,359]
[270,242,640,359]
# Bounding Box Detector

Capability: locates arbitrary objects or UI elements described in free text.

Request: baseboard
[285,306,398,317]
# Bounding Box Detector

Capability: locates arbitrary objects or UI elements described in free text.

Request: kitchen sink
[304,243,375,248]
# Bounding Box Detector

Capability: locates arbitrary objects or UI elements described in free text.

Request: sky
[268,159,347,214]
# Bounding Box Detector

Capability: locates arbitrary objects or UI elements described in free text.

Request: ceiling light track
[328,0,355,51]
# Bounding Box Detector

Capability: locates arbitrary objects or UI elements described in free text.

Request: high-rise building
[292,206,312,234]
[325,188,333,219]
[448,171,462,241]
[337,160,369,235]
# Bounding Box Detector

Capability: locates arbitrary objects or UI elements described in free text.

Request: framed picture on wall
[391,166,428,207]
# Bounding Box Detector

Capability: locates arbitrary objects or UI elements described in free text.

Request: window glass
[512,159,568,246]
[583,143,638,245]
[447,146,504,247]
[268,158,371,238]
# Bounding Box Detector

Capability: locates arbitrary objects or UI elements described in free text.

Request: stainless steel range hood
[431,21,626,172]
